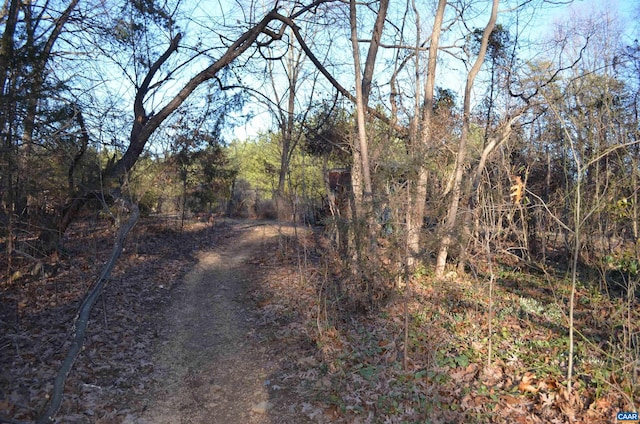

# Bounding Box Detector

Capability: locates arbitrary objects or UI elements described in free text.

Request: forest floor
[1,215,638,423]
[0,217,330,423]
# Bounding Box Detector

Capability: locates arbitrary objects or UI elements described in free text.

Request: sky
[218,0,638,142]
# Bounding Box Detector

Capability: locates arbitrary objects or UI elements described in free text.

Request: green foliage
[129,154,174,214]
[605,251,640,277]
[125,126,236,215]
[227,132,325,201]
[228,136,279,194]
[518,297,564,325]
[357,365,378,381]
[609,198,635,221]
[112,0,176,45]
[302,103,353,163]
[470,24,512,61]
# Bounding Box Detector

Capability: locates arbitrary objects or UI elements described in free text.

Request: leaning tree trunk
[58,9,283,237]
[36,202,139,424]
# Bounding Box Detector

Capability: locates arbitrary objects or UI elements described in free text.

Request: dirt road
[136,221,316,424]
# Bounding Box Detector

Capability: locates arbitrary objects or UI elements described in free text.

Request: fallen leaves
[250,400,273,414]
[518,372,539,394]
[3,218,636,423]
[451,363,479,382]
[0,217,209,422]
[481,364,506,386]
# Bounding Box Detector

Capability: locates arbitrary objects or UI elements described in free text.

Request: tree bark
[68,107,90,194]
[349,0,373,211]
[0,0,20,223]
[36,202,140,424]
[274,27,302,219]
[361,0,389,108]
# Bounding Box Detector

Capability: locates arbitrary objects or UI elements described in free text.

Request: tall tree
[435,0,500,276]
[261,20,323,217]
[0,0,79,223]
[348,0,388,215]
[405,0,447,270]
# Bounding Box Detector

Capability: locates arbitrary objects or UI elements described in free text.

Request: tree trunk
[435,0,500,277]
[68,107,90,194]
[36,202,140,424]
[406,0,447,270]
[276,29,299,198]
[349,0,385,210]
[1,0,78,221]
[346,0,388,299]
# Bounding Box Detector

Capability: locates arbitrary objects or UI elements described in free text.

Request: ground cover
[1,216,637,423]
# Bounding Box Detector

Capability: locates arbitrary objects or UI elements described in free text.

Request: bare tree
[435,0,501,277]
[348,0,388,216]
[58,5,317,234]
[259,21,323,218]
[0,0,79,250]
[405,0,447,271]
[34,2,341,421]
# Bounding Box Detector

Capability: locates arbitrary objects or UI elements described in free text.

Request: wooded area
[1,0,639,421]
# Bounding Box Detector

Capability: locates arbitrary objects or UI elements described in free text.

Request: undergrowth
[254,228,639,423]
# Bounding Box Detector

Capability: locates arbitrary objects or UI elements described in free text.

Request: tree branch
[36,202,140,424]
[132,33,183,136]
[272,12,404,134]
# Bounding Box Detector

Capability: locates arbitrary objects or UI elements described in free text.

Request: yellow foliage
[510,175,524,204]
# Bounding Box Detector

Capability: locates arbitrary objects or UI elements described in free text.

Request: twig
[12,249,39,262]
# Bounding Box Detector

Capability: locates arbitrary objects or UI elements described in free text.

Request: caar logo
[617,412,639,421]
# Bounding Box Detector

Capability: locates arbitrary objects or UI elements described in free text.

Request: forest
[1,0,639,422]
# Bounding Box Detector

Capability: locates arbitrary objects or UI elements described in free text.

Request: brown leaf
[461,394,486,409]
[500,394,521,406]
[589,397,611,411]
[324,404,340,419]
[481,364,504,386]
[451,363,479,382]
[539,392,555,407]
[518,372,538,394]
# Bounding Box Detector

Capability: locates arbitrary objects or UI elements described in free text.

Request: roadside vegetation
[250,228,639,422]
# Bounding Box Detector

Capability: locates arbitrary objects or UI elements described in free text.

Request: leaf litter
[1,216,637,423]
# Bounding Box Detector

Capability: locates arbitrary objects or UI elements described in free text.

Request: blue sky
[221,0,638,142]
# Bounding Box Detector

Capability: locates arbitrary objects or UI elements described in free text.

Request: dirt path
[136,221,316,424]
